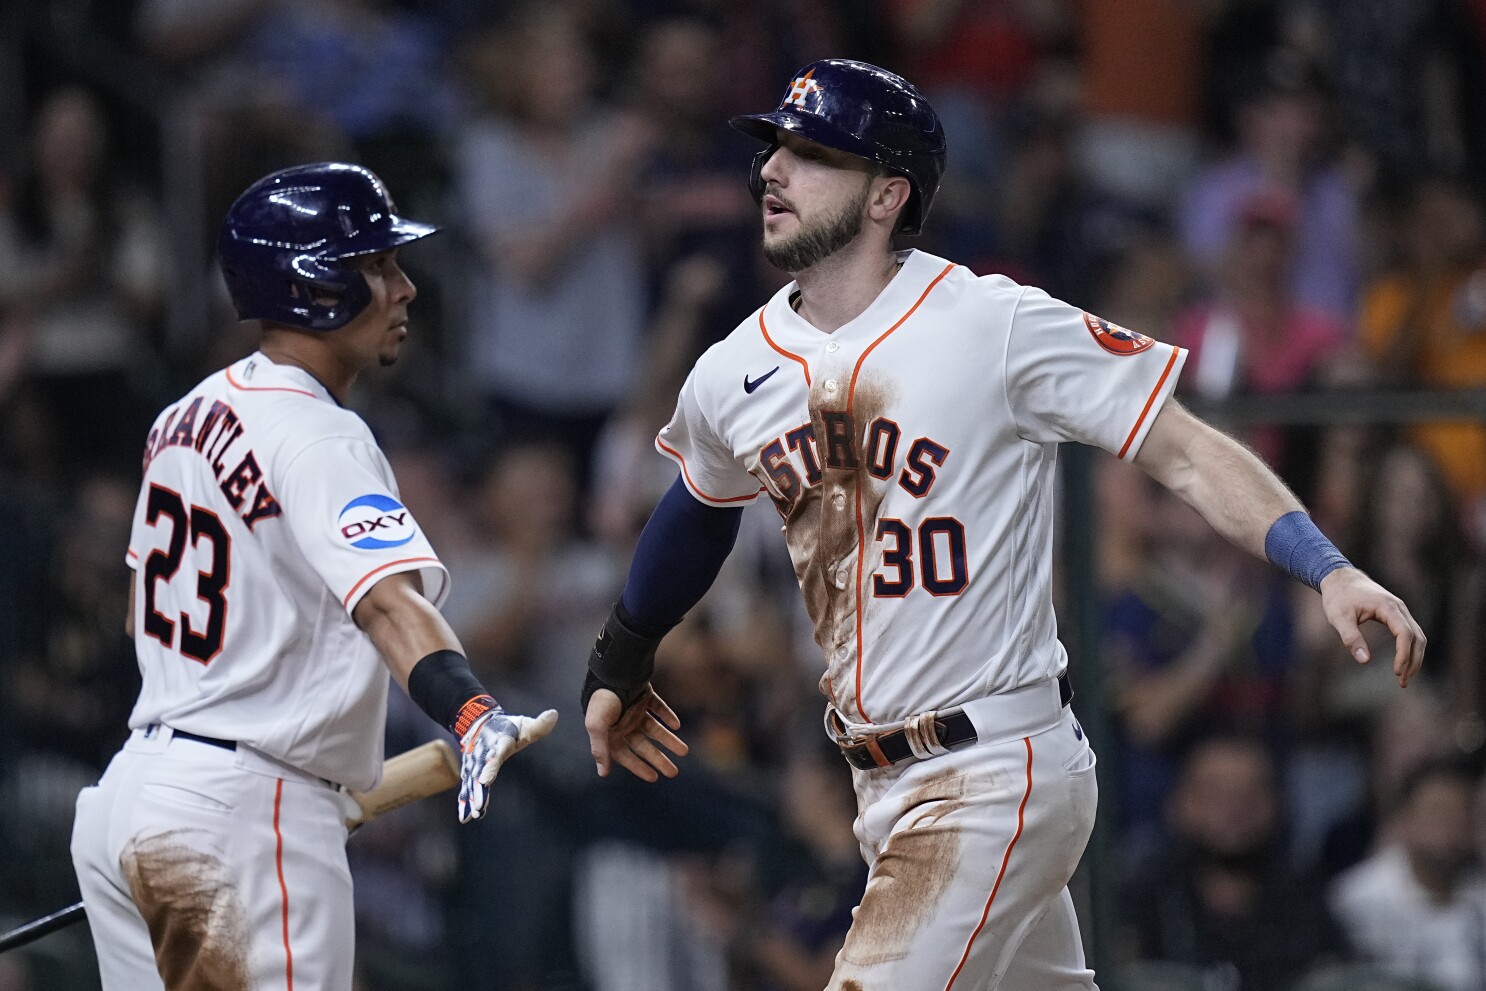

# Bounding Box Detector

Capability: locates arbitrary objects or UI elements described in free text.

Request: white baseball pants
[71,725,359,990]
[828,685,1100,991]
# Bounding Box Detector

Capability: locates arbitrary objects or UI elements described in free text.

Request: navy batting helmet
[218,162,440,331]
[730,59,946,236]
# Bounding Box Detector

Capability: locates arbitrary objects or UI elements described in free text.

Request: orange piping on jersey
[758,310,813,386]
[944,737,1034,990]
[273,778,296,991]
[655,438,764,505]
[341,556,442,611]
[848,262,955,723]
[1117,345,1182,461]
[126,548,139,561]
[226,366,316,398]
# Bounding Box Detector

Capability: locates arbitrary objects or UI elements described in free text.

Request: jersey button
[825,341,840,353]
[823,379,839,395]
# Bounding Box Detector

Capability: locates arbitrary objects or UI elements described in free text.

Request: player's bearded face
[761,176,871,273]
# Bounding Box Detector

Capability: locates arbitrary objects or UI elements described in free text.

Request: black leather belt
[172,728,236,751]
[156,725,339,790]
[838,673,1073,771]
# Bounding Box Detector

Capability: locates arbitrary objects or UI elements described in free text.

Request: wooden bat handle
[344,738,461,828]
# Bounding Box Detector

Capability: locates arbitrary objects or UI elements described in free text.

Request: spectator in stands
[885,0,1073,264]
[626,17,760,336]
[986,101,1100,299]
[1358,175,1486,533]
[1122,736,1349,991]
[1331,760,1486,991]
[1171,187,1346,469]
[1349,444,1484,711]
[1075,0,1204,216]
[137,0,456,143]
[746,746,866,991]
[1329,0,1486,189]
[454,10,654,493]
[3,472,137,922]
[0,87,166,473]
[1304,688,1459,883]
[1180,49,1359,323]
[10,472,137,769]
[590,253,727,544]
[571,609,789,991]
[349,692,457,991]
[1103,483,1295,853]
[440,440,620,988]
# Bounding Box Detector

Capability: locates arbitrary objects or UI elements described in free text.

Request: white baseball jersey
[123,352,449,791]
[658,248,1185,725]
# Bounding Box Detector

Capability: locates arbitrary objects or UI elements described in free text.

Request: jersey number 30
[873,517,969,597]
[142,483,230,664]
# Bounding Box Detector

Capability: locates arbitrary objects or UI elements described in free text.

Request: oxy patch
[122,830,251,990]
[837,766,968,969]
[337,493,416,550]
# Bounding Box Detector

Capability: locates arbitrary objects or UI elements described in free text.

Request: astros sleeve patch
[1005,288,1186,457]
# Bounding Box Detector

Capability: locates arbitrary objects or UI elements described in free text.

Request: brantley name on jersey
[140,397,283,531]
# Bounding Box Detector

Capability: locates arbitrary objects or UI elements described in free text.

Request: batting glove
[457,706,559,823]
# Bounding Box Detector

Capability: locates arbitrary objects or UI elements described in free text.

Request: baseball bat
[0,739,462,954]
[344,737,461,828]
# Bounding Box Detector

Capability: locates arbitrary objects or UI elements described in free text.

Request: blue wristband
[1265,511,1351,591]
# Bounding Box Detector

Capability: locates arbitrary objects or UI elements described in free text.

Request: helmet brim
[333,217,441,259]
[729,111,876,162]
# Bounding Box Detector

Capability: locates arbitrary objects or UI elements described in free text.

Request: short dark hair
[1387,756,1477,816]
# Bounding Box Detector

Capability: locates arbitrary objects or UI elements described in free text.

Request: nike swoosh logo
[744,366,781,394]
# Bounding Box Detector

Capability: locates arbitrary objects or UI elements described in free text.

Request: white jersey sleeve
[1003,286,1186,460]
[279,437,450,613]
[655,363,764,507]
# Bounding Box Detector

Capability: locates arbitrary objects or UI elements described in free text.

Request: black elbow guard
[582,602,675,712]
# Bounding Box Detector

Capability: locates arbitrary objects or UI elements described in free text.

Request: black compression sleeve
[620,476,743,628]
[407,649,494,736]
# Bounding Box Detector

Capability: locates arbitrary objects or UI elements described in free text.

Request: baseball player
[70,163,557,990]
[581,61,1427,990]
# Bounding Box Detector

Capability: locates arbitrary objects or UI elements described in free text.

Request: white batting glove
[457,707,559,823]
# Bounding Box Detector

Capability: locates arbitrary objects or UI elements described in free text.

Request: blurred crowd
[2,1,1486,989]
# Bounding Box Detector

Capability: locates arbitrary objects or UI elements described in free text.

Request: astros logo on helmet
[783,69,822,108]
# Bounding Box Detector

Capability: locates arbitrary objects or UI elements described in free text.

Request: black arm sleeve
[618,475,745,631]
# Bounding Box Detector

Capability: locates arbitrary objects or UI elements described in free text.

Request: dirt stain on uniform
[122,830,252,990]
[838,767,969,968]
[781,373,897,711]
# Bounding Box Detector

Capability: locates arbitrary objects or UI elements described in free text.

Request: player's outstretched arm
[354,572,557,822]
[582,477,743,780]
[1133,401,1425,687]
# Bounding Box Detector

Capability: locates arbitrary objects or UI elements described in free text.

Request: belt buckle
[825,706,896,770]
[834,727,893,769]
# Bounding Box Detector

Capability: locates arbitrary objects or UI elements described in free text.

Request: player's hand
[585,684,688,781]
[1318,567,1426,687]
[457,707,558,823]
